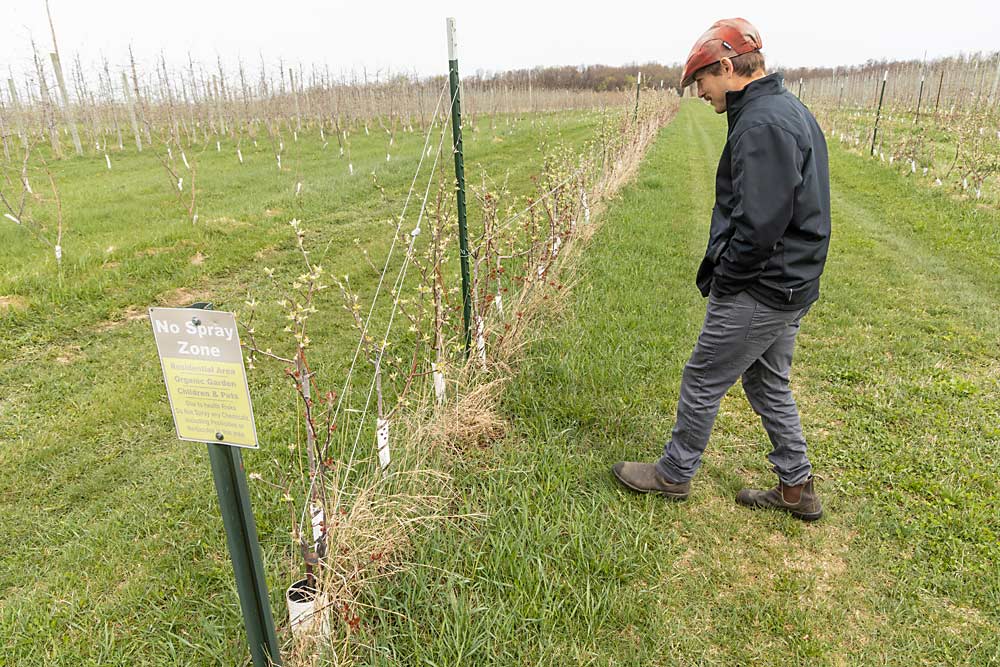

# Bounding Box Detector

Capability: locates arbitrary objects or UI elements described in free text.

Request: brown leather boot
[611,462,690,500]
[736,476,823,521]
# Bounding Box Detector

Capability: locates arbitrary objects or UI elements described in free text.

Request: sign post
[150,304,281,667]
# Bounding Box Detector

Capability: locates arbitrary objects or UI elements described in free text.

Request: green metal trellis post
[914,73,925,125]
[633,71,641,123]
[447,17,472,358]
[934,68,945,116]
[871,70,888,157]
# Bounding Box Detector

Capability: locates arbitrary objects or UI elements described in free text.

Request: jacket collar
[725,72,784,128]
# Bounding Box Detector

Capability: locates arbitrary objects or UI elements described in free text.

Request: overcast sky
[1,1,998,83]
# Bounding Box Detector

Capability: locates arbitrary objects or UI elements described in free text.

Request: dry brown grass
[0,295,28,311]
[89,287,211,333]
[156,286,212,308]
[281,439,463,665]
[417,376,509,454]
[93,305,149,332]
[53,345,83,365]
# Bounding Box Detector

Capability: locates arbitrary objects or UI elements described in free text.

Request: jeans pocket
[710,288,751,306]
[744,302,763,341]
[744,297,788,342]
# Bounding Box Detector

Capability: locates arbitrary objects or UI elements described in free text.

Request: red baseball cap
[680,18,763,88]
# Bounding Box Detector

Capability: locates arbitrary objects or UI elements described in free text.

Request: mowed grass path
[358,101,999,665]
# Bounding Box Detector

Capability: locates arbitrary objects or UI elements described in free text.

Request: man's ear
[718,57,734,78]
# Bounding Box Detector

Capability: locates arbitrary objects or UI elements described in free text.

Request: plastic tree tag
[310,503,325,544]
[476,316,486,367]
[376,418,390,471]
[433,364,446,404]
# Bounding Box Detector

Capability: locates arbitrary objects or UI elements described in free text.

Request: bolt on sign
[149,307,258,448]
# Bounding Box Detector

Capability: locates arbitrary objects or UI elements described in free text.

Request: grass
[350,100,999,665]
[2,99,998,665]
[0,109,598,361]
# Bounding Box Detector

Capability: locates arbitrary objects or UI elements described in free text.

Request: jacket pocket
[708,236,731,263]
[761,239,784,281]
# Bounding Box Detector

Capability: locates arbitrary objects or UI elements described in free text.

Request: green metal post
[871,70,888,157]
[190,302,281,667]
[633,71,641,123]
[208,444,282,666]
[934,68,945,116]
[447,17,472,358]
[914,73,925,125]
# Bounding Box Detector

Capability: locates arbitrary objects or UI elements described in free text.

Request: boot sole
[612,467,689,501]
[735,496,823,521]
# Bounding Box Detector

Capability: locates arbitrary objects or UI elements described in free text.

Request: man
[611,18,831,521]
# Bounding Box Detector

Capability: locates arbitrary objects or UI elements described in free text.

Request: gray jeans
[656,290,813,486]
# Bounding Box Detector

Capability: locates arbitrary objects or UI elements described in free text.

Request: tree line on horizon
[466,63,685,93]
[461,51,999,97]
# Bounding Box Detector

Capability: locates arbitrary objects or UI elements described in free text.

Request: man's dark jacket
[697,72,831,310]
